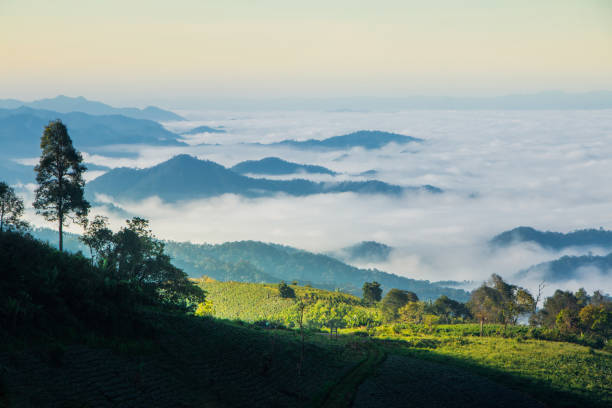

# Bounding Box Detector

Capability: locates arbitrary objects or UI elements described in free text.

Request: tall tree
[467,285,503,336]
[362,281,382,304]
[33,120,89,251]
[0,181,26,232]
[381,289,418,322]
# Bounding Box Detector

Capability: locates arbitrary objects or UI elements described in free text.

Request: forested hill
[263,130,423,150]
[86,154,439,202]
[164,240,470,301]
[181,125,226,134]
[332,241,393,263]
[491,226,612,250]
[231,157,338,176]
[28,227,469,301]
[517,252,612,283]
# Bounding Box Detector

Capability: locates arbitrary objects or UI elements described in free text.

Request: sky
[2,0,612,107]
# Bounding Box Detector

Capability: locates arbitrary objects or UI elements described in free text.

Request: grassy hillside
[367,325,612,408]
[198,279,370,324]
[4,231,610,407]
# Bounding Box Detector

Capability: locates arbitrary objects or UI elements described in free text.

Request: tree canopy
[362,281,382,304]
[382,289,418,322]
[0,182,27,232]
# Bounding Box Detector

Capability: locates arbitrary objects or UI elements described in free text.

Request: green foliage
[81,216,205,305]
[0,181,27,232]
[381,289,418,322]
[278,281,296,298]
[198,280,380,329]
[0,230,144,336]
[362,281,382,304]
[195,300,215,317]
[380,328,612,408]
[33,120,89,251]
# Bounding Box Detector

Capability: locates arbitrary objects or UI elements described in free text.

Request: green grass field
[195,280,612,407]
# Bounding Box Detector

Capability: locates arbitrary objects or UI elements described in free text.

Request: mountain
[181,125,226,134]
[333,241,393,263]
[491,226,612,250]
[0,95,184,121]
[517,253,612,283]
[231,157,338,176]
[0,107,185,158]
[164,240,470,301]
[264,130,423,150]
[87,155,440,202]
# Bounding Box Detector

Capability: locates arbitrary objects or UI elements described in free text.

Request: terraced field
[0,312,364,408]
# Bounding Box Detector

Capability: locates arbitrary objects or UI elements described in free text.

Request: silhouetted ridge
[0,106,184,158]
[181,125,226,134]
[491,226,612,250]
[265,130,423,150]
[231,157,338,175]
[0,95,184,121]
[87,155,439,201]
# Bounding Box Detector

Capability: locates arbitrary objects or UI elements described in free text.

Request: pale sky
[1,0,611,106]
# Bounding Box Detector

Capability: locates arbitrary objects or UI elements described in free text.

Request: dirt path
[318,344,386,408]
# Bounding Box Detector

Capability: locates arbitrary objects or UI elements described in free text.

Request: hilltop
[0,95,184,121]
[517,252,612,283]
[332,241,394,263]
[491,226,612,250]
[263,130,423,150]
[86,154,439,202]
[181,125,226,134]
[231,157,338,176]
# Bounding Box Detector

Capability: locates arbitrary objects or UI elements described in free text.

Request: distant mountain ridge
[517,253,612,283]
[261,130,423,150]
[491,226,612,250]
[333,241,393,263]
[87,154,441,202]
[0,107,185,159]
[231,157,338,176]
[181,125,226,134]
[0,95,184,121]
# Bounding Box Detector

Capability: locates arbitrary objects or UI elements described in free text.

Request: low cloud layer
[15,108,612,296]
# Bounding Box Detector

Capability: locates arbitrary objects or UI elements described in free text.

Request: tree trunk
[59,215,63,252]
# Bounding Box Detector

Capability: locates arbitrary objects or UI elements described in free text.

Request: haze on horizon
[2,0,612,108]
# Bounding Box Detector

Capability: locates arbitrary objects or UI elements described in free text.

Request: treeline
[164,240,470,301]
[361,275,611,349]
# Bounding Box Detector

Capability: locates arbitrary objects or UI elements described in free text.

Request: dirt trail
[318,344,386,408]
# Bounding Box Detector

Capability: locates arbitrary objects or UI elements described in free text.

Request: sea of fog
[22,109,612,295]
